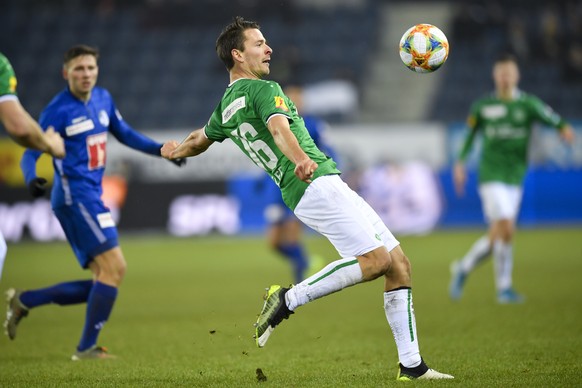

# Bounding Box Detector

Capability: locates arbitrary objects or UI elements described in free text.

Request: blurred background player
[449,53,575,304]
[0,52,65,282]
[258,85,338,283]
[4,45,185,360]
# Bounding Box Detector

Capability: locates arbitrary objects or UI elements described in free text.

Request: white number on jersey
[231,123,278,171]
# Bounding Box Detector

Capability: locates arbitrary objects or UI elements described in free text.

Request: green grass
[1,228,581,387]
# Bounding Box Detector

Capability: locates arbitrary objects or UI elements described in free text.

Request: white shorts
[294,175,400,258]
[478,182,523,223]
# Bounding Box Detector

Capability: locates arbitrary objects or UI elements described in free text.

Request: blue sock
[19,280,93,308]
[277,243,309,283]
[77,281,118,352]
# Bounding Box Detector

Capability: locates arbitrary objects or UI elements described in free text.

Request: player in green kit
[449,53,575,303]
[0,53,64,157]
[161,16,452,381]
[0,53,65,282]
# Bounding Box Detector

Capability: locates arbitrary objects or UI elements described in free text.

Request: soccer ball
[399,24,449,73]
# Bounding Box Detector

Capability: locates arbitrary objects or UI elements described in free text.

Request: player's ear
[62,65,68,81]
[232,49,244,64]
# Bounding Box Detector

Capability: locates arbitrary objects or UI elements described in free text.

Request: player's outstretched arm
[0,100,65,158]
[161,128,213,160]
[267,115,317,183]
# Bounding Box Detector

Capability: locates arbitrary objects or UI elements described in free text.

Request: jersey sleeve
[20,148,43,184]
[528,95,568,129]
[204,107,228,143]
[252,82,292,124]
[457,102,481,162]
[108,99,162,156]
[0,54,18,100]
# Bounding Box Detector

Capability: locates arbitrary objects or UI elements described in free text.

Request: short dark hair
[216,16,260,70]
[64,44,99,65]
[494,52,518,65]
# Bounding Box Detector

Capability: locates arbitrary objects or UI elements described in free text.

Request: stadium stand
[432,0,582,122]
[1,0,580,128]
[0,0,379,128]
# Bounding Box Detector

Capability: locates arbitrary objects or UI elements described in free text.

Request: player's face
[63,54,98,101]
[238,28,272,78]
[493,61,519,92]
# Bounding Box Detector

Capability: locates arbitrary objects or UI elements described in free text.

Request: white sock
[384,288,421,368]
[459,235,491,273]
[0,231,6,281]
[493,240,513,291]
[286,257,363,311]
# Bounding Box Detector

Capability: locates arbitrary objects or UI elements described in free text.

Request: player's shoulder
[91,86,113,100]
[515,90,542,104]
[0,53,13,72]
[476,92,498,104]
[44,88,73,112]
[236,78,279,90]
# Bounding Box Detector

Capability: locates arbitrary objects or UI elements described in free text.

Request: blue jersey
[21,87,162,208]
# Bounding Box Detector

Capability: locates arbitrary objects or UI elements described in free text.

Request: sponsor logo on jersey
[8,76,17,93]
[99,110,110,127]
[485,125,526,139]
[274,96,289,112]
[66,119,95,136]
[222,96,246,124]
[87,132,107,170]
[482,105,507,120]
[97,212,115,228]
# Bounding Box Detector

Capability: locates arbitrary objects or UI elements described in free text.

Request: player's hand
[294,158,318,183]
[169,157,187,167]
[161,140,180,159]
[45,126,65,159]
[453,162,466,197]
[28,177,48,198]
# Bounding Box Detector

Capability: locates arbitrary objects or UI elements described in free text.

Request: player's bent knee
[360,247,392,280]
[389,247,412,276]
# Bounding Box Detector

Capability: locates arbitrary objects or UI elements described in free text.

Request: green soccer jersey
[204,78,340,210]
[0,53,18,99]
[458,90,567,185]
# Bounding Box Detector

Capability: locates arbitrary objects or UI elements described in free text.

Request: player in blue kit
[4,45,184,360]
[260,85,338,282]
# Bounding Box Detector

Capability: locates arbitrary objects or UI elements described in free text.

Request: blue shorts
[260,174,295,225]
[53,201,119,269]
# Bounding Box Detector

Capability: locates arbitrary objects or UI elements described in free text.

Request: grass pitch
[0,228,581,387]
